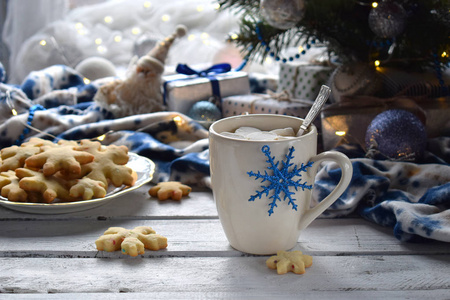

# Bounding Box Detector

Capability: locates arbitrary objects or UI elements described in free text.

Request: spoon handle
[297,85,331,136]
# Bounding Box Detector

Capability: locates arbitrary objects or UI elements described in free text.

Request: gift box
[278,62,334,100]
[162,64,250,115]
[320,96,450,151]
[248,72,278,93]
[221,93,314,119]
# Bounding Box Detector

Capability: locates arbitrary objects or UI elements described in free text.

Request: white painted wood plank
[0,256,449,294]
[0,185,218,219]
[2,290,450,300]
[0,219,448,257]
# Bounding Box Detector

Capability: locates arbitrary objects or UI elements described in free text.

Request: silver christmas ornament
[188,101,222,123]
[368,1,407,39]
[260,0,305,30]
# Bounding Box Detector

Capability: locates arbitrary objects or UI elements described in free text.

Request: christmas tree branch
[219,0,450,71]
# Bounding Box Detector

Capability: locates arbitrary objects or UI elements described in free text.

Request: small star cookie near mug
[209,114,353,255]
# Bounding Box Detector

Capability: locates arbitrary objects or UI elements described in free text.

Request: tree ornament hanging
[260,0,305,30]
[365,109,427,161]
[368,0,407,39]
[188,101,222,124]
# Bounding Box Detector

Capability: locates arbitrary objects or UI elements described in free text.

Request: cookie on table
[148,181,192,200]
[95,226,168,257]
[266,250,313,275]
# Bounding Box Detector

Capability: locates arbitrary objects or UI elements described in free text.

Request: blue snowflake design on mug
[247,145,313,216]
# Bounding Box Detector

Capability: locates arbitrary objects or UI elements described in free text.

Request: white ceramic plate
[0,153,155,214]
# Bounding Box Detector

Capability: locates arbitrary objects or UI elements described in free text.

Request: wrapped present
[278,62,334,100]
[320,95,450,151]
[377,67,450,98]
[248,72,278,93]
[221,92,314,119]
[162,63,250,114]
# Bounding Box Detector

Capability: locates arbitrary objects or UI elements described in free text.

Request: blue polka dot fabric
[1,64,449,243]
[313,143,450,242]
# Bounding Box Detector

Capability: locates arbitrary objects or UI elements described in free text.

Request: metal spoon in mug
[296,85,331,137]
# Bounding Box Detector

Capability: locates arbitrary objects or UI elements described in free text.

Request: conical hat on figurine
[137,25,187,73]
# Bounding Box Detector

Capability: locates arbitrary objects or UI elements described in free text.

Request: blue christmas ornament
[188,101,222,122]
[365,109,427,161]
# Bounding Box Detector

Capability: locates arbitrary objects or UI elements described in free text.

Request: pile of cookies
[0,138,136,203]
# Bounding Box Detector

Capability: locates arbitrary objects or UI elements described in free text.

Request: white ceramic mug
[209,114,353,255]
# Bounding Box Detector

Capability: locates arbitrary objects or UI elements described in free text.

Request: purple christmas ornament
[365,109,427,161]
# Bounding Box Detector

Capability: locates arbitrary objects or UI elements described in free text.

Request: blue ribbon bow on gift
[175,63,231,77]
[163,63,232,105]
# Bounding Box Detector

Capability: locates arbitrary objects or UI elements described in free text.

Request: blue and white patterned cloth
[314,146,450,242]
[0,64,449,243]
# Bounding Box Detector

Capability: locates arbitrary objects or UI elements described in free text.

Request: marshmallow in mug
[220,126,296,141]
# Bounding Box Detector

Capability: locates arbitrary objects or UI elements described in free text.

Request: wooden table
[1,184,449,299]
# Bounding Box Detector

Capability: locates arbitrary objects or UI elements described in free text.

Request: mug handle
[298,151,353,231]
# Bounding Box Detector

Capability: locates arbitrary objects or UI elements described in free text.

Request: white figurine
[94,25,187,118]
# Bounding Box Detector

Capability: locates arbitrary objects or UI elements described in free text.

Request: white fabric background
[2,0,259,84]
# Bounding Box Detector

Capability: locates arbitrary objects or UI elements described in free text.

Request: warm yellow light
[372,2,378,8]
[131,27,141,35]
[201,32,209,40]
[265,57,273,64]
[143,1,151,8]
[83,78,91,84]
[298,46,304,53]
[95,38,102,45]
[442,51,448,58]
[173,115,184,126]
[114,35,122,42]
[11,108,18,116]
[188,34,196,41]
[230,33,239,40]
[97,45,107,53]
[335,131,346,136]
[213,3,220,10]
[97,134,106,142]
[104,16,113,24]
[374,60,381,67]
[161,14,170,22]
[39,40,47,46]
[197,5,204,12]
[75,22,84,29]
[203,40,210,46]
